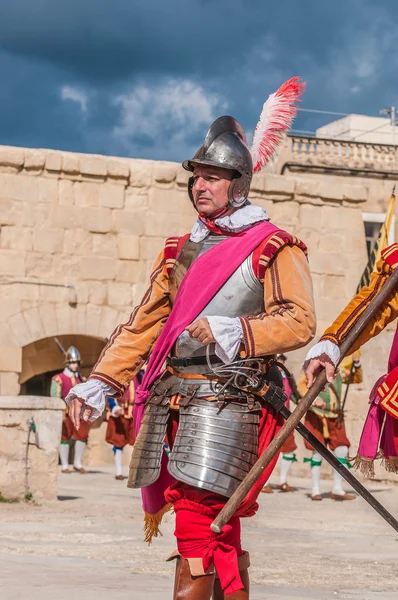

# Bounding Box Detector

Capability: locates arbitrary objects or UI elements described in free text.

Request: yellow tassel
[143,503,172,545]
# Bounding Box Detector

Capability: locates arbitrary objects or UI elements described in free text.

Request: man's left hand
[186,318,216,345]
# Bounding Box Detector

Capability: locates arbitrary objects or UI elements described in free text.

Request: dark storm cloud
[1,0,398,160]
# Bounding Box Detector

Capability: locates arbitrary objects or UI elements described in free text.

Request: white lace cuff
[207,316,244,364]
[65,380,117,422]
[304,340,340,367]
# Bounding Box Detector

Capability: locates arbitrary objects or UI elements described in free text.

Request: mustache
[194,194,212,201]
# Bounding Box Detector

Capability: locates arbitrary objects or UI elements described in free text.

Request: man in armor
[51,346,90,474]
[66,78,316,599]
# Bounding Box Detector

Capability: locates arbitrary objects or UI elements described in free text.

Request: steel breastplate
[172,234,264,362]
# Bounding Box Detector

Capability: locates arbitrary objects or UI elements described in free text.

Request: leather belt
[167,355,222,368]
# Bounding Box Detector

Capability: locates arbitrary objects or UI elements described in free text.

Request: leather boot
[174,557,215,600]
[212,568,250,599]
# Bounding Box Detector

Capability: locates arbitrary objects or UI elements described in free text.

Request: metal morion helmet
[182,77,306,210]
[65,346,81,364]
[183,116,253,208]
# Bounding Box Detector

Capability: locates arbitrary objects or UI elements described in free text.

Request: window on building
[362,212,395,258]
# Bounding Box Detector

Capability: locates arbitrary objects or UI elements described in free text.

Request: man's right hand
[69,397,93,429]
[305,358,336,388]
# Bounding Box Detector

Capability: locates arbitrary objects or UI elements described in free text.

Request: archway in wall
[19,334,107,396]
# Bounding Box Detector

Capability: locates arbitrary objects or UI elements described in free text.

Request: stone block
[263,174,295,196]
[50,205,81,229]
[112,210,144,235]
[74,181,101,207]
[21,203,48,228]
[23,306,45,342]
[129,161,152,187]
[294,179,321,199]
[63,228,92,256]
[81,207,112,233]
[25,252,52,278]
[309,251,346,276]
[318,232,345,254]
[38,302,58,337]
[143,210,179,237]
[80,256,117,281]
[149,187,195,217]
[321,274,347,300]
[33,228,64,254]
[108,282,133,306]
[0,249,25,276]
[92,233,117,257]
[176,167,190,187]
[320,205,360,231]
[115,260,141,283]
[0,198,16,225]
[100,183,125,209]
[139,236,164,261]
[296,227,320,254]
[299,204,323,228]
[153,162,177,185]
[0,172,38,203]
[0,347,22,372]
[24,150,45,171]
[107,159,130,179]
[55,304,73,335]
[45,152,62,172]
[269,201,299,228]
[125,190,148,210]
[116,234,140,260]
[62,154,80,174]
[80,156,107,178]
[59,179,74,206]
[0,147,24,168]
[342,183,366,204]
[38,177,58,204]
[0,372,20,395]
[88,281,108,304]
[0,226,33,251]
[99,305,119,337]
[85,304,102,337]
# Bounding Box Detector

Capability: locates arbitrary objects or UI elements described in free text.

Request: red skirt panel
[106,416,135,448]
[304,411,350,451]
[61,415,90,442]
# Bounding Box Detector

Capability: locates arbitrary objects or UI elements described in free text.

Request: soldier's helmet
[65,346,81,364]
[182,116,253,209]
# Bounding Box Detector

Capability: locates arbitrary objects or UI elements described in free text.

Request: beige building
[0,140,397,498]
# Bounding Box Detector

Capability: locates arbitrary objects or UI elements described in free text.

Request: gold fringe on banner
[383,457,398,474]
[350,454,376,478]
[143,503,172,544]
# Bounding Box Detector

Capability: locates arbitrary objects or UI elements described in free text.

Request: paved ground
[1,466,398,599]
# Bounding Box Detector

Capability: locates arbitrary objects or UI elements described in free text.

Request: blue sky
[1,0,398,161]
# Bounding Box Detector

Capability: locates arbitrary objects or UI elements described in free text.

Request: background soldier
[300,353,362,500]
[51,346,90,474]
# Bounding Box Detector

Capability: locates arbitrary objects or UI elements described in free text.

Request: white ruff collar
[190,202,270,242]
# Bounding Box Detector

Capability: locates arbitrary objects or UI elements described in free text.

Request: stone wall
[0,396,64,500]
[0,144,396,483]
